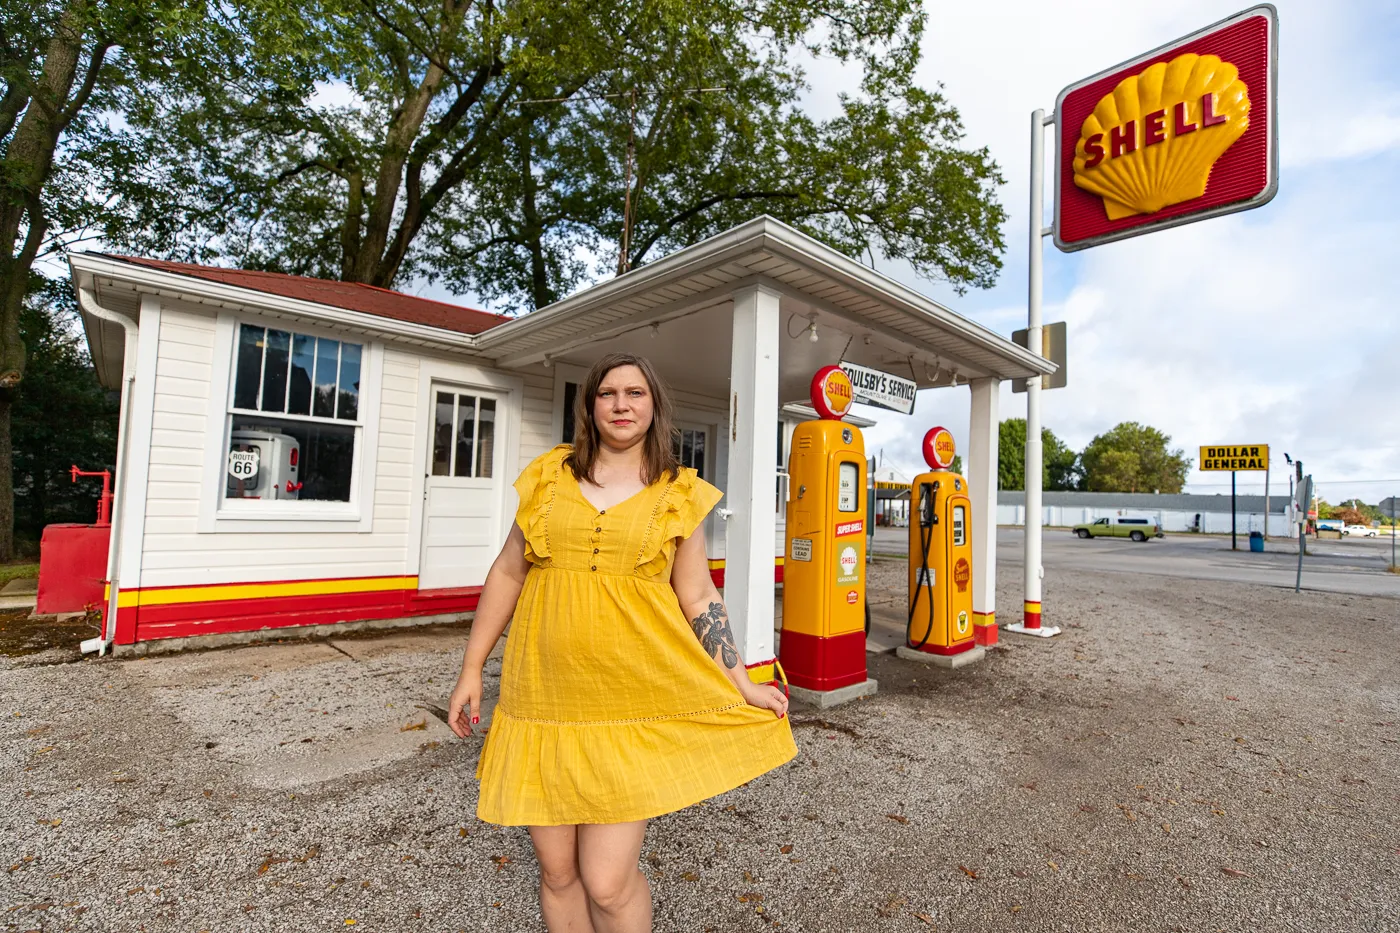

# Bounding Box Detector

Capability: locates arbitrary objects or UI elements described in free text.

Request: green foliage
[103,0,1005,311]
[12,277,119,550]
[1079,422,1191,494]
[996,418,1079,491]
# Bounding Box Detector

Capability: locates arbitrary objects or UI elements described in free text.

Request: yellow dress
[475,444,798,826]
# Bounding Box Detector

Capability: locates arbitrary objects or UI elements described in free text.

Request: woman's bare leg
[577,820,651,933]
[528,825,597,933]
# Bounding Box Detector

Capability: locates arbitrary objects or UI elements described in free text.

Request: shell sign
[1055,5,1277,251]
[809,365,854,420]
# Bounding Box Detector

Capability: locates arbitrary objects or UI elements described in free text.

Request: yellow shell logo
[823,370,853,415]
[1073,53,1251,220]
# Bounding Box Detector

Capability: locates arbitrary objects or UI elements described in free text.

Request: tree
[12,275,118,552]
[997,418,1079,491]
[0,0,211,559]
[1078,422,1190,494]
[107,0,1006,312]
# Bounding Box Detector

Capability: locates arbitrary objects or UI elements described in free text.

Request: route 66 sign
[228,449,260,479]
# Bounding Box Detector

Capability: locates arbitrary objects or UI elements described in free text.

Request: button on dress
[475,444,798,826]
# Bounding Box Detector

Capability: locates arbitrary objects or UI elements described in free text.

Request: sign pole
[1231,470,1237,550]
[1009,108,1059,639]
[1264,463,1270,539]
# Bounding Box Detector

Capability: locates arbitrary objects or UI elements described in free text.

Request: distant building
[997,490,1291,535]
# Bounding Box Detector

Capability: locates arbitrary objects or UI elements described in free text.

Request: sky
[828,0,1400,507]
[66,1,1394,507]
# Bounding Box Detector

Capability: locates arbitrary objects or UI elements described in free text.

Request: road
[871,525,1400,599]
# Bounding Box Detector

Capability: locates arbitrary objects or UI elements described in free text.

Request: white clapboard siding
[137,305,417,589]
[517,372,556,473]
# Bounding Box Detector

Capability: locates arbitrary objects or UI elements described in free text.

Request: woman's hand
[447,669,483,738]
[740,681,789,719]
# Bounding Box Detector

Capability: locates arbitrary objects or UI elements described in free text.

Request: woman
[447,352,797,932]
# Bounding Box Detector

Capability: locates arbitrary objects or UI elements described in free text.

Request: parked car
[1071,516,1163,542]
[1342,524,1378,537]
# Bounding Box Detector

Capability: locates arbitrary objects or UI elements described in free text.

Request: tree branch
[56,40,110,131]
[630,189,804,265]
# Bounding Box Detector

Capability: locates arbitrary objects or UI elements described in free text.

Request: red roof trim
[102,254,513,337]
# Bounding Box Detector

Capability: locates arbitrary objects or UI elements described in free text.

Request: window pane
[562,381,578,443]
[287,333,315,415]
[225,414,355,502]
[691,429,705,479]
[260,329,290,412]
[336,342,362,421]
[682,431,694,469]
[476,398,496,478]
[313,339,340,418]
[233,325,264,410]
[455,394,477,477]
[432,392,454,476]
[953,505,966,545]
[776,420,784,467]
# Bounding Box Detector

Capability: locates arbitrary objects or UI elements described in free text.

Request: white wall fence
[997,505,1293,537]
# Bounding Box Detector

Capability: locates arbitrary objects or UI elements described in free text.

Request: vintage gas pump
[779,366,876,705]
[895,426,981,666]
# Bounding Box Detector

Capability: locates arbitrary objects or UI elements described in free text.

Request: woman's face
[592,364,654,451]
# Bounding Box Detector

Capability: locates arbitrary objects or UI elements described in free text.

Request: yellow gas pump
[903,426,976,658]
[780,366,872,695]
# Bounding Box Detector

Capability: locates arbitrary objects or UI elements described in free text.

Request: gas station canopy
[473,216,1055,403]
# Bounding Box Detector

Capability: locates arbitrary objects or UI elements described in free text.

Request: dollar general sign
[1199,444,1269,471]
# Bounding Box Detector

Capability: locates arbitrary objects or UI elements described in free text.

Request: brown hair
[564,353,680,486]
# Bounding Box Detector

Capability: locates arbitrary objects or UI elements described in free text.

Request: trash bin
[1249,531,1264,553]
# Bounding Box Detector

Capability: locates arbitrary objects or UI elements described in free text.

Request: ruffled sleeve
[514,444,571,564]
[635,467,724,575]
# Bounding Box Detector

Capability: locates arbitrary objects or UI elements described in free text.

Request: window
[952,505,966,545]
[433,392,496,478]
[561,381,579,443]
[225,323,363,503]
[674,427,706,479]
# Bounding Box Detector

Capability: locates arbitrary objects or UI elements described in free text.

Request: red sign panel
[835,520,864,537]
[1054,5,1277,252]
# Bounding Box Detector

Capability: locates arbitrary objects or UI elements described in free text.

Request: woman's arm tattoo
[690,601,740,669]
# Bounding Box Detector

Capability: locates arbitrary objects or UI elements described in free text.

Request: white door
[419,385,504,590]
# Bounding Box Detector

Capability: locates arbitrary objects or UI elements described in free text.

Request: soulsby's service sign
[1054,5,1278,251]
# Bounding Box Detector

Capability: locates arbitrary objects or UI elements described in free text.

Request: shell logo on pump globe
[810,365,854,420]
[923,426,957,470]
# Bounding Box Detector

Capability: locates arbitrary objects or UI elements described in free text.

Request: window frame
[199,313,383,533]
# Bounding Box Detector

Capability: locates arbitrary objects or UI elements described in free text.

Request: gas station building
[68,215,1054,667]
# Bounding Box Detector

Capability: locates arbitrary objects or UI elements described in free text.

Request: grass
[0,563,40,587]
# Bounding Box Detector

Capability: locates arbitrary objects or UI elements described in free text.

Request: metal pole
[1264,462,1270,540]
[1391,496,1396,569]
[1009,108,1058,639]
[1295,471,1308,593]
[1231,471,1237,550]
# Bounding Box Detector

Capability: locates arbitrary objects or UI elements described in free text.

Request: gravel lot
[2,560,1397,933]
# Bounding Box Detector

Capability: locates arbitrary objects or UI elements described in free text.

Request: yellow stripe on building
[116,575,419,608]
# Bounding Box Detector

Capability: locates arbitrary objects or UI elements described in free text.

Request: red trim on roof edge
[103,254,513,336]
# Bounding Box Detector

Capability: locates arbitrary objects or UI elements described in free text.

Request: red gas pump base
[895,644,986,669]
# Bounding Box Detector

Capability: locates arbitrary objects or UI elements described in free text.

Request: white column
[968,378,1000,647]
[724,284,781,675]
